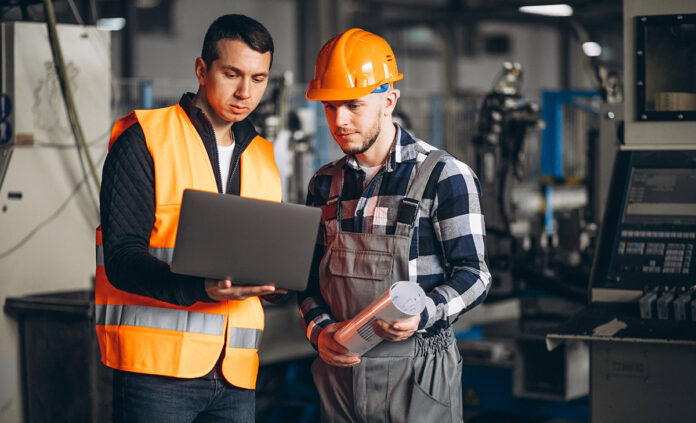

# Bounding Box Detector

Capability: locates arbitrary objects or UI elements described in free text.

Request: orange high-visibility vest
[95,104,281,389]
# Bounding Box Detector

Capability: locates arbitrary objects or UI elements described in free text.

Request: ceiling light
[96,18,126,31]
[519,4,574,17]
[582,41,602,57]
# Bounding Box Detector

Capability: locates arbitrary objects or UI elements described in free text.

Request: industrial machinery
[470,59,612,308]
[473,61,546,298]
[460,47,635,420]
[474,61,543,237]
[547,1,696,422]
[250,72,316,204]
[456,60,602,422]
[548,148,696,422]
[472,61,604,302]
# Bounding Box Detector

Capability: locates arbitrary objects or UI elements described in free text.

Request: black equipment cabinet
[4,290,111,423]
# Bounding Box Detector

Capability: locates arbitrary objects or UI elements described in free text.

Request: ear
[383,89,398,116]
[194,57,207,86]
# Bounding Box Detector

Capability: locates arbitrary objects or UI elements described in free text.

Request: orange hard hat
[306,28,403,101]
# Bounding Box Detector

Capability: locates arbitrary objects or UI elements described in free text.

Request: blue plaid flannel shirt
[299,125,490,345]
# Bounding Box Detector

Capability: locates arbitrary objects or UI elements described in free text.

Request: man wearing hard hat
[299,28,491,422]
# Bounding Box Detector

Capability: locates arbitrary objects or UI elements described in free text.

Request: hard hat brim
[305,74,404,102]
[305,86,376,102]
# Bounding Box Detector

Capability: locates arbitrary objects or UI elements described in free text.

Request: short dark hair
[201,14,274,68]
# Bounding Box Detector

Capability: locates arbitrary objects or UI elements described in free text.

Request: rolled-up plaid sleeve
[418,157,491,331]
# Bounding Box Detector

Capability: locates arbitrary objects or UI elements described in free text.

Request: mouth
[229,105,248,113]
[334,131,357,139]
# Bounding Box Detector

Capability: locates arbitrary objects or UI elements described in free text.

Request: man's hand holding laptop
[205,278,288,301]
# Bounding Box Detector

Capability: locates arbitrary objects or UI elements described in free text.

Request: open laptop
[171,189,321,291]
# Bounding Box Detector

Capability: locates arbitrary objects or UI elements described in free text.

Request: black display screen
[623,168,696,225]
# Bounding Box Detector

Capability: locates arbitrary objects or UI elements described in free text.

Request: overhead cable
[42,0,101,217]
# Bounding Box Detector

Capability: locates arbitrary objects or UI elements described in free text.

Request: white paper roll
[334,281,426,354]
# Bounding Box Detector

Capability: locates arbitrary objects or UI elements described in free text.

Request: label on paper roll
[333,281,426,354]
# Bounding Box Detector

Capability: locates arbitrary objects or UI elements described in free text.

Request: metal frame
[540,90,599,179]
[540,90,599,234]
[634,13,696,122]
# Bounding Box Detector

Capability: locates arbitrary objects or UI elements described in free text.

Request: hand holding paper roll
[373,313,420,342]
[334,281,427,354]
[318,321,361,367]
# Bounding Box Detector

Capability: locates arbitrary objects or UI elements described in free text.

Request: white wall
[0,22,110,423]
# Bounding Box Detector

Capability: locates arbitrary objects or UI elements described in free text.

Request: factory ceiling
[1,0,624,29]
[349,0,623,32]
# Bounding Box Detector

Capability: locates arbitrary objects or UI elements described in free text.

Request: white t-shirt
[217,143,235,193]
[359,163,382,187]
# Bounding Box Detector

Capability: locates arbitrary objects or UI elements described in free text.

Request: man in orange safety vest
[97,14,283,422]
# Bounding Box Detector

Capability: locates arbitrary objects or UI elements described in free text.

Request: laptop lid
[171,189,321,291]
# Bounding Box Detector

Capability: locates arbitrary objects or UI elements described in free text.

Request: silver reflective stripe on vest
[228,327,263,349]
[96,245,104,267]
[95,246,174,267]
[95,304,225,335]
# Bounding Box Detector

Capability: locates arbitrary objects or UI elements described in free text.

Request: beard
[334,113,382,155]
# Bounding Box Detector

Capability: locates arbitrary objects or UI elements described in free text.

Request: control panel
[605,159,696,290]
[593,150,696,294]
[612,229,695,283]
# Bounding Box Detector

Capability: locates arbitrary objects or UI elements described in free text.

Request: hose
[43,0,101,216]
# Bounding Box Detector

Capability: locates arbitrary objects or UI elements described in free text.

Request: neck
[192,89,234,146]
[355,120,396,167]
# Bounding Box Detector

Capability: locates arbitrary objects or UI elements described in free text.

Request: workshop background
[1,0,695,422]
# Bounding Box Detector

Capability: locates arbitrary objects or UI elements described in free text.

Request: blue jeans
[112,369,254,423]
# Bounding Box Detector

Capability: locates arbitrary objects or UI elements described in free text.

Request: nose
[235,78,251,100]
[333,106,350,128]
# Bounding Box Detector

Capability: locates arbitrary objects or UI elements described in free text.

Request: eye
[253,76,267,83]
[323,103,335,111]
[225,73,238,79]
[347,103,360,110]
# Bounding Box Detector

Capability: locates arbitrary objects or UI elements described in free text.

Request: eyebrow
[220,65,268,77]
[344,99,365,107]
[321,99,366,107]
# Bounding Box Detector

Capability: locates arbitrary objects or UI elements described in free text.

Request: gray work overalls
[312,150,464,423]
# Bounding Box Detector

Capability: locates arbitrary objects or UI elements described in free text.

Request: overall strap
[327,158,347,233]
[395,150,447,237]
